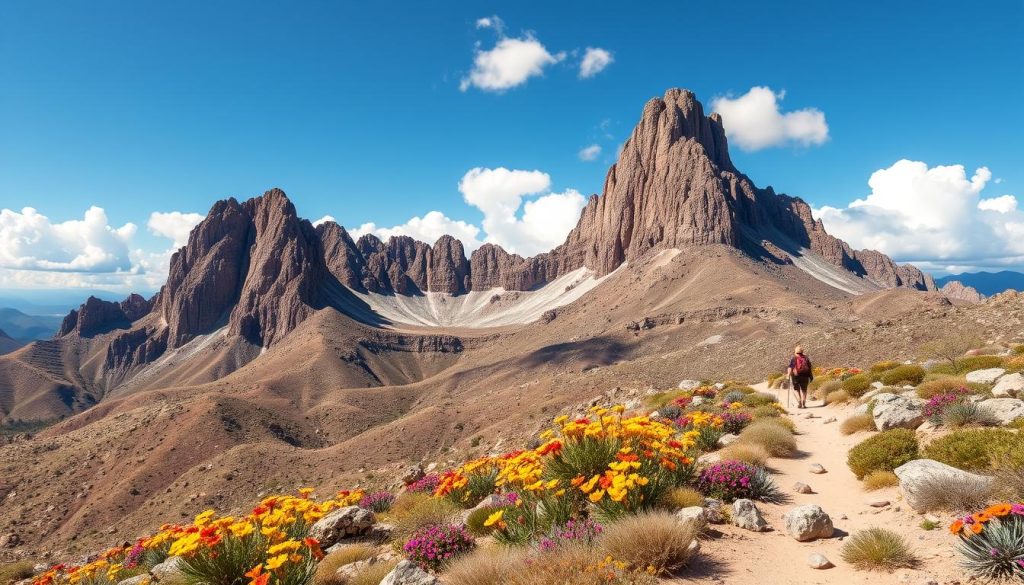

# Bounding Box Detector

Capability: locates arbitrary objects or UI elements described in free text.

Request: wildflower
[483,510,505,528]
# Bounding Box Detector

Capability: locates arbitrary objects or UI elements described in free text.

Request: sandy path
[670,384,962,585]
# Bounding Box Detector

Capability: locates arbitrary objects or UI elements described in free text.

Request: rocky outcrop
[871,393,926,430]
[58,294,154,338]
[380,561,438,585]
[894,459,993,512]
[307,506,376,548]
[941,280,985,303]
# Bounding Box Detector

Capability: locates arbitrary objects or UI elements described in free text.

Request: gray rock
[793,482,813,494]
[691,396,706,406]
[872,394,926,430]
[116,576,150,585]
[978,398,1024,425]
[867,500,890,508]
[150,557,185,582]
[783,505,834,541]
[732,499,768,532]
[678,379,701,390]
[717,433,740,448]
[965,368,1006,384]
[893,459,994,512]
[853,403,870,417]
[703,498,726,524]
[401,464,425,485]
[992,372,1024,397]
[675,506,707,531]
[380,560,439,585]
[807,553,833,569]
[809,463,827,474]
[308,506,376,548]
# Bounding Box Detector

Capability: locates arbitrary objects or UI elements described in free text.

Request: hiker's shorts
[793,376,811,392]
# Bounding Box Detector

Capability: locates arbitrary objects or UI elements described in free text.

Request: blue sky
[1,0,1022,292]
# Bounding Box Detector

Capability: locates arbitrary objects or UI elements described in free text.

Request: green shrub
[750,405,781,418]
[0,562,36,585]
[1007,417,1024,430]
[465,505,500,536]
[842,374,873,397]
[880,365,926,386]
[741,392,778,408]
[923,429,1024,471]
[389,493,461,540]
[940,401,998,428]
[738,420,796,457]
[916,377,969,399]
[814,379,843,401]
[870,360,902,373]
[840,528,917,570]
[840,413,876,435]
[847,429,919,479]
[930,355,1005,376]
[862,470,900,490]
[920,519,939,530]
[807,376,833,394]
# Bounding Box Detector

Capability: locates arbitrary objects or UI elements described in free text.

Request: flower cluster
[537,518,604,552]
[402,524,475,572]
[924,387,970,420]
[697,460,760,502]
[950,503,1024,580]
[720,412,753,434]
[358,491,395,513]
[406,473,441,494]
[950,503,1024,537]
[32,547,146,585]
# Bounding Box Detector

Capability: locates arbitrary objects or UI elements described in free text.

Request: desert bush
[659,486,706,510]
[921,336,984,374]
[994,467,1024,501]
[931,355,1005,376]
[841,528,917,570]
[916,377,971,399]
[861,470,900,490]
[910,473,994,512]
[842,374,873,397]
[718,442,770,466]
[1008,417,1024,430]
[1,562,35,585]
[738,420,796,457]
[721,390,746,405]
[403,523,475,571]
[751,405,781,418]
[719,411,753,434]
[313,545,374,585]
[598,511,698,576]
[657,404,683,420]
[814,379,843,401]
[880,365,926,386]
[390,493,461,540]
[870,360,902,373]
[840,413,876,435]
[940,401,998,428]
[697,460,782,502]
[951,504,1024,581]
[847,429,919,479]
[347,560,398,585]
[825,389,851,405]
[694,425,725,452]
[1006,354,1024,371]
[922,429,1024,471]
[807,375,833,394]
[443,548,522,585]
[741,392,778,408]
[757,416,796,433]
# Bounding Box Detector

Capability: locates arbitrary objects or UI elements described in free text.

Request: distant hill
[0,307,63,340]
[0,327,22,355]
[935,271,1024,296]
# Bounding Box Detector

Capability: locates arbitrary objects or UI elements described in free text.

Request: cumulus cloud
[357,167,586,258]
[579,47,613,78]
[350,211,484,249]
[578,144,602,161]
[711,86,829,150]
[312,215,336,227]
[814,159,1024,273]
[147,211,204,247]
[0,206,136,272]
[460,35,564,92]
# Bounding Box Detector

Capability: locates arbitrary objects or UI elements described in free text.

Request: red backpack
[794,354,811,376]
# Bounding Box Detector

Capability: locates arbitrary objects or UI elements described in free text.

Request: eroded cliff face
[940,280,985,303]
[51,88,935,385]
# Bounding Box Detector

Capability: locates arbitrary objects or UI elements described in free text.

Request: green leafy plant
[922,428,1024,471]
[847,429,919,479]
[842,374,873,397]
[880,365,926,386]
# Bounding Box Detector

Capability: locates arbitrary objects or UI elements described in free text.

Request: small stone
[783,505,834,541]
[807,553,833,569]
[793,482,813,494]
[703,498,726,524]
[401,465,425,486]
[867,500,890,508]
[809,464,827,474]
[676,507,707,532]
[823,417,837,424]
[717,433,740,448]
[732,499,768,532]
[380,560,438,585]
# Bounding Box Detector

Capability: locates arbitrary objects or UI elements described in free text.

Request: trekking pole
[788,375,794,409]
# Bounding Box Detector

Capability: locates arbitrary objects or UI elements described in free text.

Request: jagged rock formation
[940,280,985,303]
[46,88,935,384]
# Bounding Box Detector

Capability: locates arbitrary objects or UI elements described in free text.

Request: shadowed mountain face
[3,88,934,419]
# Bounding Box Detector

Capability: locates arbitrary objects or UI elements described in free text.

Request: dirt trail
[672,384,962,585]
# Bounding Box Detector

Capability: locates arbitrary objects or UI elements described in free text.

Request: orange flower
[244,564,267,585]
[303,537,324,560]
[970,522,984,535]
[984,504,1012,517]
[972,512,992,523]
[950,519,964,534]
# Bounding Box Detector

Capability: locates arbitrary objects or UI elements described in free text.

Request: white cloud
[460,35,564,92]
[0,206,136,273]
[350,211,483,249]
[814,159,1024,272]
[312,215,336,227]
[147,211,204,247]
[978,194,1018,214]
[711,86,829,150]
[475,15,504,33]
[579,47,613,78]
[578,144,602,161]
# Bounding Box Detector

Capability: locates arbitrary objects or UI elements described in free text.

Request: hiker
[787,345,814,409]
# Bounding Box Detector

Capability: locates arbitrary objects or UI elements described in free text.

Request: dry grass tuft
[718,443,771,466]
[388,492,460,540]
[313,544,375,585]
[825,389,851,405]
[348,560,399,585]
[1,561,36,585]
[738,420,797,457]
[910,473,994,513]
[598,510,698,576]
[660,486,706,510]
[508,545,657,585]
[840,413,876,435]
[916,377,970,399]
[861,470,899,491]
[444,548,524,585]
[841,528,917,571]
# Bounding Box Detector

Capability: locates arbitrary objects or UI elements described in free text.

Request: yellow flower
[194,510,216,526]
[265,554,289,571]
[267,540,302,555]
[483,510,505,527]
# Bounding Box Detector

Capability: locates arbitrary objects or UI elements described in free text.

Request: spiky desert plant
[597,511,698,575]
[951,504,1024,581]
[841,528,917,570]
